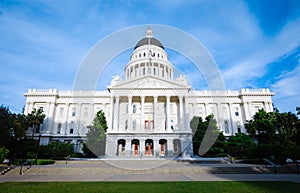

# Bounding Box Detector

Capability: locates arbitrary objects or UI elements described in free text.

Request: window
[84,107,88,117]
[237,121,241,133]
[153,68,156,75]
[133,105,137,113]
[125,104,128,113]
[143,68,145,75]
[70,121,74,134]
[139,53,141,57]
[133,119,136,130]
[143,52,146,57]
[70,128,74,134]
[158,53,160,57]
[39,107,44,112]
[125,120,128,130]
[198,107,203,116]
[72,108,76,116]
[235,108,239,116]
[57,123,62,134]
[59,107,64,117]
[224,121,229,134]
[170,119,174,130]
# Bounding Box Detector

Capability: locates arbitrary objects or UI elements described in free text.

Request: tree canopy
[84,110,108,157]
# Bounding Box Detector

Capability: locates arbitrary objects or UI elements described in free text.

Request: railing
[227,154,235,164]
[286,159,300,174]
[263,158,277,174]
[19,160,32,175]
[65,155,71,165]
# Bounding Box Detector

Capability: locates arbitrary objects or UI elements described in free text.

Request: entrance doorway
[117,139,126,156]
[131,139,140,156]
[159,139,167,156]
[145,139,153,156]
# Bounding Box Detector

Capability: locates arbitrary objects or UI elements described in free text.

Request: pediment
[108,76,191,91]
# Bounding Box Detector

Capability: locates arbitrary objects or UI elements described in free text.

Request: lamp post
[35,129,42,165]
[9,128,15,166]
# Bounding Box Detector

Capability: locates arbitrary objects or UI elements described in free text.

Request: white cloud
[271,61,300,113]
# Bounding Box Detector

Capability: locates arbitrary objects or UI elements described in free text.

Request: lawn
[0,181,299,193]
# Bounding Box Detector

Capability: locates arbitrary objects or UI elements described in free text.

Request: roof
[134,37,164,50]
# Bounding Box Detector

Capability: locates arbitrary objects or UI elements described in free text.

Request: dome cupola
[125,27,174,81]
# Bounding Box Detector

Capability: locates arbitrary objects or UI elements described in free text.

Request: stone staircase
[4,160,298,176]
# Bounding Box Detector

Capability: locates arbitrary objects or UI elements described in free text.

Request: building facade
[24,27,274,157]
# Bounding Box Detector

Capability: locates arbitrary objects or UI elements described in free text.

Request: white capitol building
[24,27,274,157]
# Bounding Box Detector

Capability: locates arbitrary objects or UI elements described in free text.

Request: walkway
[1,159,299,183]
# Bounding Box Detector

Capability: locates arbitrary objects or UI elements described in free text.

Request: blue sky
[0,0,299,114]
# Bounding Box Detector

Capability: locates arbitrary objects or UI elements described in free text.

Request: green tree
[27,108,45,138]
[84,110,108,157]
[192,115,225,156]
[11,113,28,139]
[0,146,9,163]
[226,133,255,157]
[0,106,13,148]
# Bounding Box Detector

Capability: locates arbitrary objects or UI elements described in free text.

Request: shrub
[37,159,55,165]
[0,146,9,163]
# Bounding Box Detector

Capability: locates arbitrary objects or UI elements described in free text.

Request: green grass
[0,181,299,193]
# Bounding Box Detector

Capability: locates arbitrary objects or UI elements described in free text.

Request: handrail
[19,160,32,175]
[227,154,235,164]
[65,155,71,165]
[263,158,277,174]
[286,159,299,174]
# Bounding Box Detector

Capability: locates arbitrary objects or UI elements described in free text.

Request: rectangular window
[59,107,64,117]
[70,128,74,134]
[133,104,136,114]
[72,108,76,116]
[235,108,239,116]
[57,123,62,134]
[84,107,88,117]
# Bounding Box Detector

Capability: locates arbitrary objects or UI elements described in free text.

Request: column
[268,102,273,112]
[248,102,252,119]
[154,139,159,157]
[64,103,70,135]
[228,103,235,134]
[109,96,114,131]
[140,96,145,131]
[24,102,30,115]
[47,102,56,134]
[140,139,145,157]
[126,139,131,156]
[153,96,158,131]
[166,96,171,131]
[204,103,209,118]
[114,96,120,131]
[128,96,132,131]
[77,103,83,135]
[184,96,190,131]
[179,96,183,130]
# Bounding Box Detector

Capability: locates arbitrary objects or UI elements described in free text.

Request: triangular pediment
[108,75,191,91]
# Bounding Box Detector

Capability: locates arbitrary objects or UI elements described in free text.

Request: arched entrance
[159,139,167,156]
[145,139,153,156]
[131,139,140,156]
[117,139,126,156]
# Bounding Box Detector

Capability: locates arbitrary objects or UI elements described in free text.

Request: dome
[134,37,164,50]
